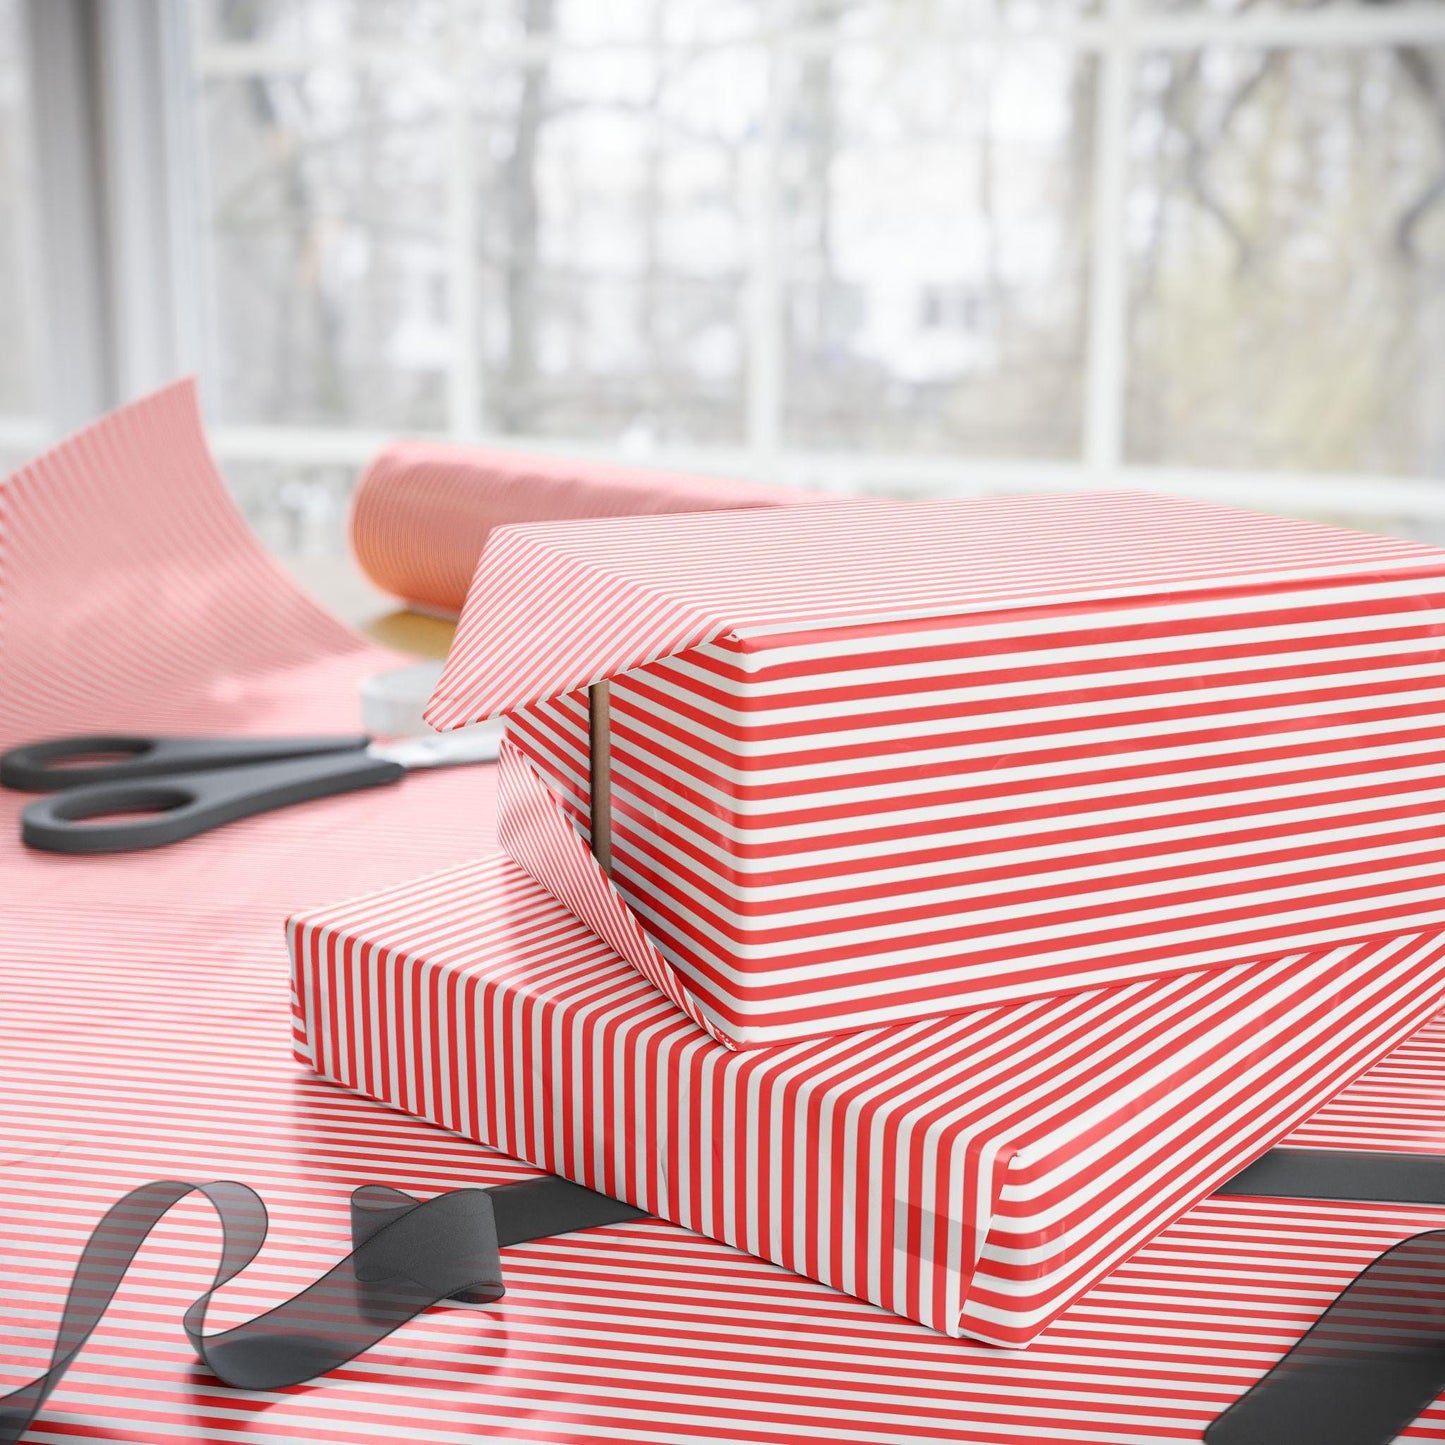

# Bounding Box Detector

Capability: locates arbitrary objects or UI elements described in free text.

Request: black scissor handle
[0,733,371,793]
[19,751,405,854]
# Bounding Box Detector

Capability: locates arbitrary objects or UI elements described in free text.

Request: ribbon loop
[0,1175,644,1444]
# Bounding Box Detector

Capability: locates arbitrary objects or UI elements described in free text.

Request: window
[11,0,1445,550]
[1128,41,1445,478]
[779,33,1092,460]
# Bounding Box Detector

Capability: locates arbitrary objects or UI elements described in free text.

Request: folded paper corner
[495,737,739,1050]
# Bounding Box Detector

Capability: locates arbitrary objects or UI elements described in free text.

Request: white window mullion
[22,0,112,436]
[162,0,216,412]
[0,416,46,453]
[745,29,787,466]
[1082,0,1133,479]
[444,0,481,439]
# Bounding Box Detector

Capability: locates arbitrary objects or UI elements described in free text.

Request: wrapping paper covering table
[14,907,1445,1444]
[4,381,1445,1440]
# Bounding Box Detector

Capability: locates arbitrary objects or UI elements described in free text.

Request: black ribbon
[0,1174,644,1445]
[6,1152,1445,1445]
[1210,1149,1445,1444]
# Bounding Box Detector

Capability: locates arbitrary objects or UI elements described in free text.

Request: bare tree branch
[1391,43,1445,262]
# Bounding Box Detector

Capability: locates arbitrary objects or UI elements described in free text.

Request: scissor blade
[368,722,503,771]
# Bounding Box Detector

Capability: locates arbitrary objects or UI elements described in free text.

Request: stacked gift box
[291,490,1445,1346]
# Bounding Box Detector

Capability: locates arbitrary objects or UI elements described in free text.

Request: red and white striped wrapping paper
[349,440,815,618]
[426,496,1445,1048]
[8,388,1445,1438]
[494,737,735,1047]
[287,849,1445,1347]
[0,379,397,742]
[14,886,1445,1445]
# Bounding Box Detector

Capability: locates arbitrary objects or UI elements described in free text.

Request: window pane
[781,39,1093,457]
[0,0,40,417]
[200,64,450,429]
[1127,46,1445,476]
[225,457,357,557]
[473,44,761,444]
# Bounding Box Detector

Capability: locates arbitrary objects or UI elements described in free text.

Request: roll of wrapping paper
[348,441,819,618]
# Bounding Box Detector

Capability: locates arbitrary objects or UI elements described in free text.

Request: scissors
[0,728,501,854]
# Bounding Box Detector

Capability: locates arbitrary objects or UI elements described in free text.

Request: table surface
[275,553,458,660]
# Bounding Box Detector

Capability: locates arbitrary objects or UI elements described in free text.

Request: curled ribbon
[0,1174,645,1444]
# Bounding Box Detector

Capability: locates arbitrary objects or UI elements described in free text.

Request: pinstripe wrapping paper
[426,492,1445,729]
[0,380,398,741]
[494,737,734,1047]
[428,496,1445,1047]
[15,911,1445,1445]
[9,386,1445,1441]
[287,851,1445,1347]
[349,440,814,619]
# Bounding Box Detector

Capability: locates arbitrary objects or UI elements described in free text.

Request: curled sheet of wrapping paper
[6,382,1445,1444]
[0,379,383,741]
[0,380,499,912]
[349,439,817,618]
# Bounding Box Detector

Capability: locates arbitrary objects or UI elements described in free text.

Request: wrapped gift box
[288,852,1445,1346]
[424,492,1445,1048]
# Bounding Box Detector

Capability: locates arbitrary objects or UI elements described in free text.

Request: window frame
[16,0,1445,527]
